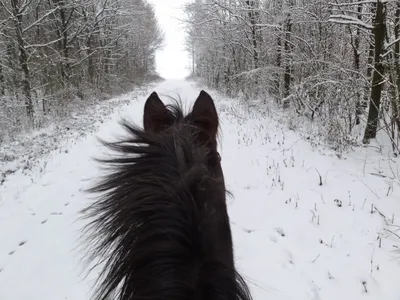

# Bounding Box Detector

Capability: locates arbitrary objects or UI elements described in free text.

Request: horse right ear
[191,90,219,139]
[143,92,168,133]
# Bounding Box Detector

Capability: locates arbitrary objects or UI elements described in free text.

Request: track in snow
[0,80,399,300]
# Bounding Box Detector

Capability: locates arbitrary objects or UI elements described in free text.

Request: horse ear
[143,91,168,132]
[191,90,219,139]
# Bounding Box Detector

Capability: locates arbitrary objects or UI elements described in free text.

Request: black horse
[82,90,252,300]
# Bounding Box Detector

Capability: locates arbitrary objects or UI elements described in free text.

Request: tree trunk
[275,26,282,98]
[363,0,387,143]
[394,2,400,132]
[53,0,70,84]
[354,2,362,125]
[192,42,195,75]
[364,3,377,109]
[0,63,4,96]
[11,0,34,124]
[87,35,95,84]
[246,0,259,87]
[283,2,293,108]
[82,8,95,84]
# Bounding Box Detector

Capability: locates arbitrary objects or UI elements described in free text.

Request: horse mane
[81,99,252,300]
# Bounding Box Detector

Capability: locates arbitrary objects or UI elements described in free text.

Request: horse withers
[82,90,252,300]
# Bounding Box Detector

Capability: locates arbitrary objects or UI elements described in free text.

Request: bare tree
[0,0,164,141]
[184,0,400,152]
[363,0,386,143]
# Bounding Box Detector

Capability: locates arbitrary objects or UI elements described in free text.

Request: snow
[0,84,154,185]
[0,79,399,300]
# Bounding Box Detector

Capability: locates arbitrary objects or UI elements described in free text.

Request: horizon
[148,0,191,80]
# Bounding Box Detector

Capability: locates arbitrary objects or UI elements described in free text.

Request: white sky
[147,0,191,79]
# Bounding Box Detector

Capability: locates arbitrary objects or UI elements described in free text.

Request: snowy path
[0,80,399,300]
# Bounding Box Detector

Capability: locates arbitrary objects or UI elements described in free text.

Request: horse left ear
[143,91,169,133]
[191,90,219,139]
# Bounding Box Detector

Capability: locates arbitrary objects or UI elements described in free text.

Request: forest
[0,0,163,141]
[184,0,400,152]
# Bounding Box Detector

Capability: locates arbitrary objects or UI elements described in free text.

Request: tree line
[0,0,163,141]
[184,0,400,152]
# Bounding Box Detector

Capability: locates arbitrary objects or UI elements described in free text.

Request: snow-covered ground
[0,80,399,300]
[0,84,154,185]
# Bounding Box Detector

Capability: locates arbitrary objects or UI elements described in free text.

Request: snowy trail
[1,80,400,300]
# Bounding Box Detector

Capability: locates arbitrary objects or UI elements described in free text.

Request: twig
[361,197,367,209]
[315,168,323,186]
[373,205,389,225]
[383,228,400,240]
[370,245,375,275]
[312,254,320,263]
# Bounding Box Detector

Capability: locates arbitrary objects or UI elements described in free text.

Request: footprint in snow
[64,202,70,206]
[275,227,286,237]
[284,249,294,264]
[50,212,63,215]
[19,240,27,247]
[309,283,321,300]
[41,219,48,224]
[8,250,15,255]
[269,235,278,243]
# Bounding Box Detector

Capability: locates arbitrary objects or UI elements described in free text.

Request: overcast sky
[147,0,191,79]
